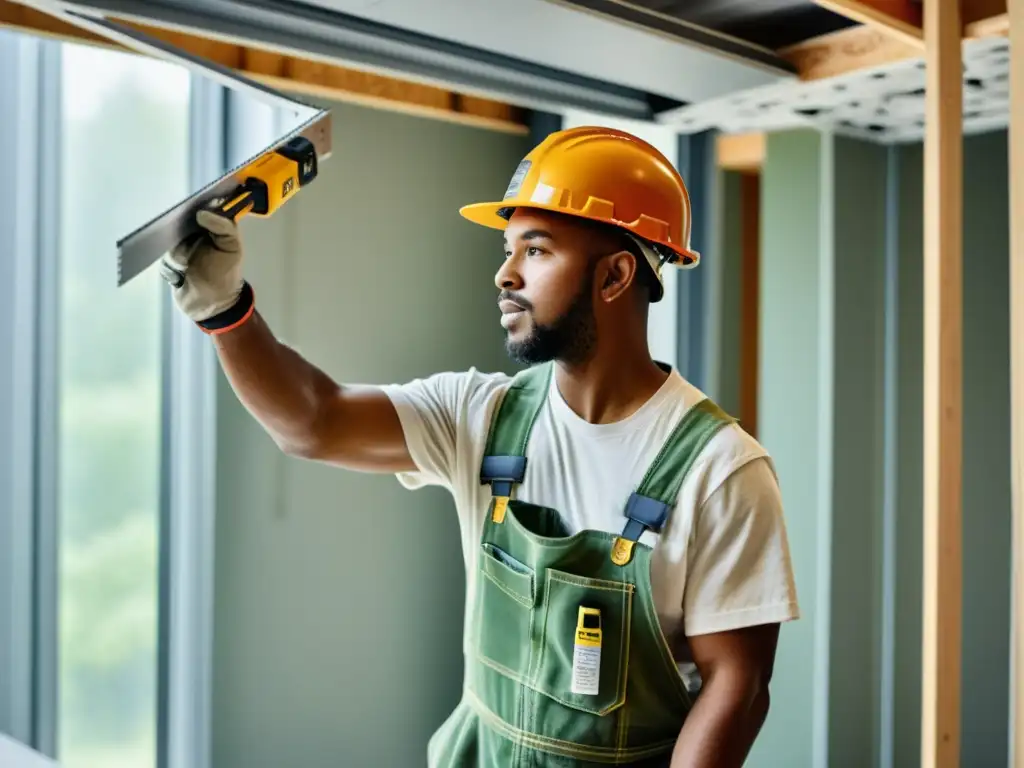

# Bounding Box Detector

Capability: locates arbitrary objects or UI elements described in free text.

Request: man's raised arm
[161,210,415,474]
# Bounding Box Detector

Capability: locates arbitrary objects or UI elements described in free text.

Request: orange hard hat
[459,125,700,300]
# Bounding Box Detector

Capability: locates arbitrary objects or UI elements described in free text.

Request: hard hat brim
[459,201,700,268]
[458,201,510,231]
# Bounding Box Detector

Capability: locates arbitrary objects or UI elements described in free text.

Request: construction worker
[162,126,799,767]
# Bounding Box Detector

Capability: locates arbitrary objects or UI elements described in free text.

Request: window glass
[58,41,190,768]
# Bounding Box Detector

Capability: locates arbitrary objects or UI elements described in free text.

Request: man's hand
[670,623,780,768]
[160,209,247,325]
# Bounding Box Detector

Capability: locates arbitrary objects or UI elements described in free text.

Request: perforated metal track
[660,36,1010,145]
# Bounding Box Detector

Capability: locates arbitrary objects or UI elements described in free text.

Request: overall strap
[479,362,552,523]
[611,398,735,565]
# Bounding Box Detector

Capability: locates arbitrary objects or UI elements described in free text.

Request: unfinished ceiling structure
[290,0,1013,145]
[571,0,1011,144]
[0,0,1012,146]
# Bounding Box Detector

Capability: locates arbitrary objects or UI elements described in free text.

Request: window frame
[157,74,224,768]
[33,37,63,763]
[0,27,46,751]
[0,30,62,757]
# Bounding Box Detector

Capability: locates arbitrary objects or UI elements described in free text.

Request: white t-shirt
[381,365,799,688]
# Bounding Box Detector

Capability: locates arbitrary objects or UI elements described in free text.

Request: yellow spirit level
[214,136,319,223]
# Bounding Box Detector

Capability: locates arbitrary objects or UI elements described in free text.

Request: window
[55,42,190,768]
[4,22,254,768]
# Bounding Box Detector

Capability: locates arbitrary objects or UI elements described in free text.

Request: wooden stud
[966,10,1010,36]
[921,0,963,764]
[1008,0,1024,764]
[778,25,923,80]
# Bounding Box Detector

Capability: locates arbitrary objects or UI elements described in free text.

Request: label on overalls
[571,607,602,696]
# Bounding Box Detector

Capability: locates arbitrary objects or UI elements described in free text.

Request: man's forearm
[669,677,770,768]
[211,310,341,455]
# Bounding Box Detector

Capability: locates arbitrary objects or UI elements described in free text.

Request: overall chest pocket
[475,543,536,682]
[532,568,634,717]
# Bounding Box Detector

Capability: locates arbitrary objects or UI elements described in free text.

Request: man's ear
[598,250,637,303]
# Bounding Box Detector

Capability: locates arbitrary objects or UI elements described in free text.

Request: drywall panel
[893,130,1012,768]
[752,130,890,768]
[751,128,824,767]
[828,135,888,767]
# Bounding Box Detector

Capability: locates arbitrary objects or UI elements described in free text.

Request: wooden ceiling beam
[962,0,1008,27]
[778,24,922,81]
[0,0,529,135]
[715,132,765,173]
[966,11,1009,37]
[810,0,924,48]
[780,4,1010,81]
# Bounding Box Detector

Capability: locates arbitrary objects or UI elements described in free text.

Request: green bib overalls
[428,362,734,767]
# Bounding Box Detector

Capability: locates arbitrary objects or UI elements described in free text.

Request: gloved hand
[160,209,255,334]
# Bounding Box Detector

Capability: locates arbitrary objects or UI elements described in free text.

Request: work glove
[160,209,255,335]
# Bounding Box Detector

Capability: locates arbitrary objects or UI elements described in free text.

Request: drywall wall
[827,136,889,767]
[752,130,890,768]
[749,127,1012,768]
[211,100,530,767]
[892,130,1012,768]
[751,128,827,767]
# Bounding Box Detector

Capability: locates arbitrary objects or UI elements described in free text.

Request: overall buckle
[611,493,670,566]
[480,455,526,524]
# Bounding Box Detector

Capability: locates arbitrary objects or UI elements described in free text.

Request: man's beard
[503,272,597,366]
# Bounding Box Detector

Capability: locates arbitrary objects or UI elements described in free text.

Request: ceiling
[554,0,1009,145]
[297,0,804,104]
[18,0,1007,145]
[298,0,1008,145]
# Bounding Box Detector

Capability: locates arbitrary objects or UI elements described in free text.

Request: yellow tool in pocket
[571,606,602,696]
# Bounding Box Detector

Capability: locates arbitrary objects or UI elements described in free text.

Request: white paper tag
[571,641,601,695]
